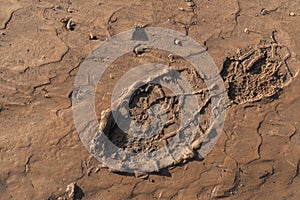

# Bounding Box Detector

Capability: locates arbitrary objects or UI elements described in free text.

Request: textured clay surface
[0,0,299,199]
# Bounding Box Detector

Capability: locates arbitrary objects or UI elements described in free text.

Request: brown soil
[1,0,299,199]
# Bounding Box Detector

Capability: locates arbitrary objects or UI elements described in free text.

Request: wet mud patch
[221,39,293,104]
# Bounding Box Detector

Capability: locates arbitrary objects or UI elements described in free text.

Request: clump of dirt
[221,39,293,104]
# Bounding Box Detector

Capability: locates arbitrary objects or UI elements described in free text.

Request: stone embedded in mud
[289,12,296,16]
[260,8,268,15]
[174,39,182,46]
[89,33,98,40]
[133,46,145,55]
[66,19,76,31]
[243,28,250,34]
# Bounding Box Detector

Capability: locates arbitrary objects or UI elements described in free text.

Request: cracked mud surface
[1,0,300,199]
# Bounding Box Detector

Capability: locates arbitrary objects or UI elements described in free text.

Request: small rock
[134,46,144,55]
[66,19,75,31]
[109,74,114,79]
[89,33,98,40]
[260,8,268,15]
[289,12,296,16]
[174,39,182,46]
[1,32,6,35]
[44,93,51,98]
[67,8,74,13]
[243,28,250,34]
[178,7,185,11]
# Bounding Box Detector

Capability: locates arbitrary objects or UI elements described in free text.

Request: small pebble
[89,33,98,40]
[0,32,5,35]
[44,93,51,98]
[67,8,73,13]
[174,39,182,46]
[260,8,268,15]
[134,46,144,55]
[178,7,185,11]
[66,19,75,31]
[109,74,114,79]
[243,28,250,34]
[289,12,296,16]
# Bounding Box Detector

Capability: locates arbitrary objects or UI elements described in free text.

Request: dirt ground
[0,0,300,199]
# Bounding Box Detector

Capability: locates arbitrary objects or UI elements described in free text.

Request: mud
[221,37,295,104]
[93,64,213,171]
[1,0,300,199]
